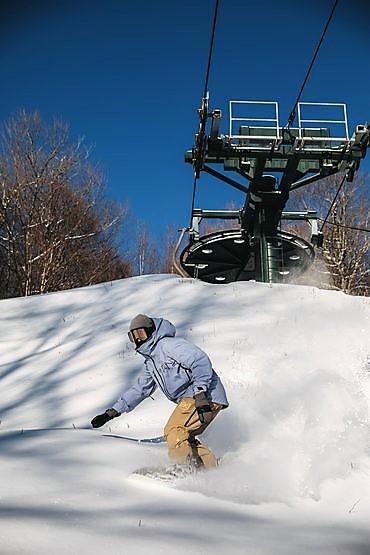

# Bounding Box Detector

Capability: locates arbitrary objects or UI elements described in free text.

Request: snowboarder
[91,314,228,469]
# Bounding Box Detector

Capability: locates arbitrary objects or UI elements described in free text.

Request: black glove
[91,408,120,428]
[194,391,213,425]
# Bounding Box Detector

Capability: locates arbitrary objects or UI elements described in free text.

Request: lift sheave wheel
[180,229,314,284]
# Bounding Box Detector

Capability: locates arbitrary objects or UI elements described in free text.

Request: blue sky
[1,0,369,239]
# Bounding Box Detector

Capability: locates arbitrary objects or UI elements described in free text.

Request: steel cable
[286,0,339,127]
[320,171,347,231]
[318,219,370,234]
[190,0,220,227]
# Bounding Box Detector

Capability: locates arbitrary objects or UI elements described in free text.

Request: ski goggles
[128,327,151,344]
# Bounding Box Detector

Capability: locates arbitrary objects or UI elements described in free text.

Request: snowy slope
[0,275,369,554]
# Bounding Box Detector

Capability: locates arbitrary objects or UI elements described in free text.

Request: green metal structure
[178,99,369,284]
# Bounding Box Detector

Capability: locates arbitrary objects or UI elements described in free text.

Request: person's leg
[189,402,222,468]
[164,398,197,465]
[189,437,218,468]
[164,397,221,468]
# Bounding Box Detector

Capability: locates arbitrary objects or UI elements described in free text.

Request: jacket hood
[136,317,176,355]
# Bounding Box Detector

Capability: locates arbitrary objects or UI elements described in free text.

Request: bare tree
[128,223,183,276]
[287,173,369,296]
[158,224,180,274]
[0,110,131,298]
[132,221,161,275]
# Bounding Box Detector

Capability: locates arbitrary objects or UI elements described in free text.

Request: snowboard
[102,433,165,444]
[128,464,197,485]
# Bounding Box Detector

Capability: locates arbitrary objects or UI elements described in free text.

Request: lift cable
[286,0,339,128]
[318,219,370,234]
[190,0,220,228]
[202,0,220,98]
[320,170,347,232]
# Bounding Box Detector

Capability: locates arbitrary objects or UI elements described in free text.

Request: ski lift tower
[179,99,370,284]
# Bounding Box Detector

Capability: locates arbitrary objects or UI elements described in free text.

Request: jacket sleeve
[172,340,214,396]
[112,366,157,413]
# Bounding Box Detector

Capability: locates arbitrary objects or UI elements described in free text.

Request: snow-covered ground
[0,274,369,554]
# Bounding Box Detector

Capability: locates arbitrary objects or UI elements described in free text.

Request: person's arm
[174,341,214,394]
[91,366,157,428]
[112,366,157,414]
[173,341,215,423]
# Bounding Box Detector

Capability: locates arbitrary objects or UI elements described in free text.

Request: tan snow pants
[164,397,222,469]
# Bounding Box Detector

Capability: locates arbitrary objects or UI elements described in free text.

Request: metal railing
[229,100,281,141]
[297,102,349,141]
[228,100,350,150]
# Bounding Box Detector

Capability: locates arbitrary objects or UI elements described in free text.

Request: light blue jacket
[113,318,228,413]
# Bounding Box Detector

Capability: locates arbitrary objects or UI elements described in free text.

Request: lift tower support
[179,99,370,284]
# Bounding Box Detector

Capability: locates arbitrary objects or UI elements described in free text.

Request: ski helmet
[128,314,155,347]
